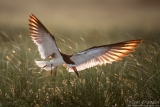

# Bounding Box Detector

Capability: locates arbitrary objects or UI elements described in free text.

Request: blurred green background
[0,0,160,40]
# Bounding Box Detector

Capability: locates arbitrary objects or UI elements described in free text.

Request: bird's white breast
[50,56,66,66]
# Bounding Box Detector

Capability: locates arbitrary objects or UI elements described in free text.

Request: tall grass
[0,30,159,107]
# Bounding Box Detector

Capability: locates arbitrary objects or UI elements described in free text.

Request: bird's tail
[35,61,54,71]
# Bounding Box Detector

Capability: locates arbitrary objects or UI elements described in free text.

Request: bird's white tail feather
[35,61,54,71]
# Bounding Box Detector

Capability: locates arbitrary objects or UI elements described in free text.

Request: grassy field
[0,1,160,106]
[0,26,159,107]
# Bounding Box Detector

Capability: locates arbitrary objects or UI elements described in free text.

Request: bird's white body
[36,56,66,71]
[50,56,66,66]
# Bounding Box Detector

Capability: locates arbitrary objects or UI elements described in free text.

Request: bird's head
[49,53,56,59]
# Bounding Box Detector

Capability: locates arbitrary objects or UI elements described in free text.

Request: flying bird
[29,14,142,77]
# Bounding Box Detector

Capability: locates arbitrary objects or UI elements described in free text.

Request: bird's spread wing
[29,14,61,59]
[68,39,142,72]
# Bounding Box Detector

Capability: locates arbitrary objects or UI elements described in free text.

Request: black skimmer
[29,14,142,77]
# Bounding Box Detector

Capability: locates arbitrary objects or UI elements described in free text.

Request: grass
[0,28,159,107]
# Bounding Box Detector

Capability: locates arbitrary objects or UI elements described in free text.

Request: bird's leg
[72,66,79,78]
[54,67,58,77]
[50,64,53,75]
